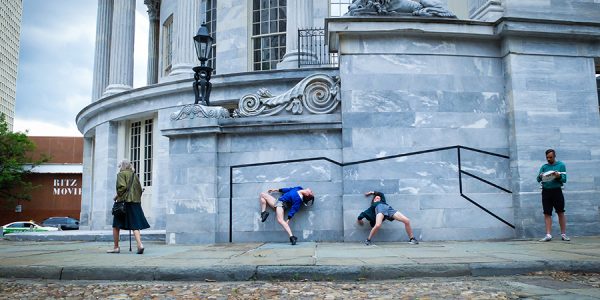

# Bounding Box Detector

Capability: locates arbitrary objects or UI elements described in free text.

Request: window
[206,0,217,72]
[162,15,174,74]
[129,118,153,187]
[252,0,286,71]
[330,0,352,17]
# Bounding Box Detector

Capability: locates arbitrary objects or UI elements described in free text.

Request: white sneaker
[561,234,570,241]
[538,234,552,242]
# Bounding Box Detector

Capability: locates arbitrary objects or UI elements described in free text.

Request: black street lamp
[193,23,214,106]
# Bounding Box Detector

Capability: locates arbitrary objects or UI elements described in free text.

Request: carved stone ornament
[144,0,161,21]
[234,74,341,117]
[170,104,230,120]
[345,0,456,18]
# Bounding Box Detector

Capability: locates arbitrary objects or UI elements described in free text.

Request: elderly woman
[107,159,150,254]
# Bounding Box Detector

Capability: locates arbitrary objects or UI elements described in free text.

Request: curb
[3,232,165,242]
[2,261,599,282]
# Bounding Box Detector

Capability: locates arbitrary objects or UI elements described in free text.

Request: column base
[169,63,196,78]
[103,84,132,96]
[277,50,319,69]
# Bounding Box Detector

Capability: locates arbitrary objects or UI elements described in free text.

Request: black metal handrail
[297,28,339,68]
[228,145,512,242]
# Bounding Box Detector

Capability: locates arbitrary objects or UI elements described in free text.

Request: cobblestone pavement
[0,271,598,299]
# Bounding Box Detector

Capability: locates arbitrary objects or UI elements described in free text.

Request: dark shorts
[542,188,565,216]
[375,203,397,221]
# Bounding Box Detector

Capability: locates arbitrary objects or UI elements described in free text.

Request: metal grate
[298,28,338,68]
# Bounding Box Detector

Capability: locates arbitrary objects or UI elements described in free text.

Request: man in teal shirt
[536,149,569,242]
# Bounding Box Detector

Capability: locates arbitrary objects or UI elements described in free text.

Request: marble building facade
[77,0,600,244]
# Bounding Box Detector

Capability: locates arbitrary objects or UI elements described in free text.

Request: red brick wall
[28,136,83,164]
[0,173,82,225]
[0,136,83,225]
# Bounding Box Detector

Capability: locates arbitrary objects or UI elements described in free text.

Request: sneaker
[409,237,419,245]
[290,236,298,245]
[364,239,372,246]
[561,234,571,241]
[539,234,552,242]
[260,211,269,222]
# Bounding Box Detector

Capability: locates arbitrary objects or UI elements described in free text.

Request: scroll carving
[170,104,230,120]
[234,74,340,117]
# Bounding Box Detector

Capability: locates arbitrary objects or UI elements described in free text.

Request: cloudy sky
[14,0,148,136]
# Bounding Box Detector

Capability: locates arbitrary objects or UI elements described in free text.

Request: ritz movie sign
[53,179,82,196]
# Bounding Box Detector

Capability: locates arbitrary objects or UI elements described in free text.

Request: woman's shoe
[106,247,120,253]
[136,247,144,254]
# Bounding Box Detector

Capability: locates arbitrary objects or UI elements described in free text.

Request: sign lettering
[53,178,82,196]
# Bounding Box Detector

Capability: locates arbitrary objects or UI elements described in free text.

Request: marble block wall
[165,134,219,244]
[339,34,514,241]
[502,0,600,23]
[503,36,600,238]
[217,129,343,243]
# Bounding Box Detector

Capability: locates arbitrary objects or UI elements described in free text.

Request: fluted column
[145,0,160,85]
[104,0,135,95]
[169,0,202,77]
[278,0,315,69]
[91,0,113,101]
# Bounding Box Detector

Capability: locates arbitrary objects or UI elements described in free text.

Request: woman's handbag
[112,201,126,217]
[111,173,136,217]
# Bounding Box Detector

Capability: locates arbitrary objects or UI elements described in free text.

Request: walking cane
[129,230,132,252]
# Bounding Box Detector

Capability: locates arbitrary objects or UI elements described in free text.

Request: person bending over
[259,186,314,245]
[357,191,418,245]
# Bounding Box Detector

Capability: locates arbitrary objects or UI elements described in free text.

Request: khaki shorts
[275,200,290,209]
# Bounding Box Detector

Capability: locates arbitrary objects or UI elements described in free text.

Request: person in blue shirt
[259,186,314,245]
[536,149,569,242]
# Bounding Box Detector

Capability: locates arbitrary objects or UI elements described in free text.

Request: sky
[14,0,149,136]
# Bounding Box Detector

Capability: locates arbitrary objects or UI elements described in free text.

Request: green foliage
[0,114,49,207]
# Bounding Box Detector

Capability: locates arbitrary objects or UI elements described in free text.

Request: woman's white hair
[118,159,135,172]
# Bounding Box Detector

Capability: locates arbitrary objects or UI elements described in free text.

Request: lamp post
[193,23,214,106]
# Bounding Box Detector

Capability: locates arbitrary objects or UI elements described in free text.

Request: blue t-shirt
[278,186,304,219]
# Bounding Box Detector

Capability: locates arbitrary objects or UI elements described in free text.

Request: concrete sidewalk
[1,234,599,282]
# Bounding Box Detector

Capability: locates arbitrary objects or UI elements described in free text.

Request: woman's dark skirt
[112,202,150,230]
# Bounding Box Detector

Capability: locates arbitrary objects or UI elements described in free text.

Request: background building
[0,0,23,131]
[77,0,600,244]
[0,136,83,225]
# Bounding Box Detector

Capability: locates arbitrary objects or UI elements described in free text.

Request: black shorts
[542,188,565,216]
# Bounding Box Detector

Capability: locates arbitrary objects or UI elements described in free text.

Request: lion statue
[345,0,456,18]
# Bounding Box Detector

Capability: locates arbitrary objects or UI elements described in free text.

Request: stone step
[3,230,166,242]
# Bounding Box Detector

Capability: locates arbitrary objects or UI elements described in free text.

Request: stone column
[145,0,160,85]
[104,0,135,96]
[78,137,95,230]
[278,0,316,69]
[91,0,113,101]
[169,0,202,77]
[90,122,119,230]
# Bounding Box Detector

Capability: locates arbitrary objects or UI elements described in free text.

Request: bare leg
[275,206,293,237]
[133,230,143,249]
[557,212,567,234]
[259,192,277,212]
[112,227,120,249]
[392,211,414,239]
[368,213,385,240]
[544,214,552,235]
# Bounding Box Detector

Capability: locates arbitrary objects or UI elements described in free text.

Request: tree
[0,114,48,208]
